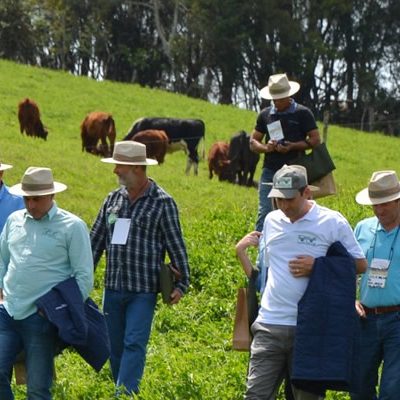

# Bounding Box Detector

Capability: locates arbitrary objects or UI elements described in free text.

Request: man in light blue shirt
[352,170,400,400]
[0,167,93,400]
[0,162,24,233]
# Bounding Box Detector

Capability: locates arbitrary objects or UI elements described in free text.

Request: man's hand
[236,231,262,253]
[170,288,183,305]
[289,255,315,277]
[355,300,366,318]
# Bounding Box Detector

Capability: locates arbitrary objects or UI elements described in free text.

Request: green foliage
[1,59,394,399]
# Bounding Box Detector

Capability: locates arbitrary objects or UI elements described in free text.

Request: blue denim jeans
[0,305,57,400]
[255,167,276,232]
[103,289,157,395]
[350,312,400,400]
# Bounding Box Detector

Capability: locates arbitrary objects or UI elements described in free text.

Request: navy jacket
[35,277,110,372]
[291,241,358,396]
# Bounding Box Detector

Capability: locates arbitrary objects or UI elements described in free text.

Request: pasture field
[0,59,398,399]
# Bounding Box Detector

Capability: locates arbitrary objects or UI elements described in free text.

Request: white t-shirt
[257,201,364,326]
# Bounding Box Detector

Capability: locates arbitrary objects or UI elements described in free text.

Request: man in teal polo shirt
[0,167,93,400]
[352,170,400,399]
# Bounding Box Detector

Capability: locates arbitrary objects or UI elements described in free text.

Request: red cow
[131,130,168,164]
[18,98,48,140]
[80,111,116,157]
[208,141,231,181]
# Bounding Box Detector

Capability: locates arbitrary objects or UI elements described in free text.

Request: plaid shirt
[91,180,190,294]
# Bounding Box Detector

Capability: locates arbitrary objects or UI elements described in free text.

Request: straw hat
[260,73,300,100]
[9,167,67,196]
[0,162,13,171]
[101,141,158,166]
[356,170,400,205]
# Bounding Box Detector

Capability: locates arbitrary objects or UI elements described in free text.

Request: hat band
[269,85,290,95]
[114,153,146,162]
[369,184,400,199]
[21,182,54,191]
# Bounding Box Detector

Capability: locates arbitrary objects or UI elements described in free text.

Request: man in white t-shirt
[244,164,367,400]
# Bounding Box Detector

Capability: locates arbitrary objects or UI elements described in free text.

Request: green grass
[0,59,396,399]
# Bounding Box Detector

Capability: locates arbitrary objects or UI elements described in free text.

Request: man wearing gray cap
[244,164,367,400]
[250,73,321,232]
[0,167,93,400]
[91,141,190,396]
[351,171,400,399]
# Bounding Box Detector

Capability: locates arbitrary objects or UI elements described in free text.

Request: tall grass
[0,59,398,399]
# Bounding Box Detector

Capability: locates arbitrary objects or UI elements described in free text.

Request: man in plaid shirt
[91,141,190,396]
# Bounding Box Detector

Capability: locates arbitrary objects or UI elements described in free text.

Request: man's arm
[355,257,368,274]
[250,129,276,154]
[235,231,262,278]
[276,128,321,153]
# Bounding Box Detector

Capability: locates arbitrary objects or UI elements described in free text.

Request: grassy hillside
[0,59,398,399]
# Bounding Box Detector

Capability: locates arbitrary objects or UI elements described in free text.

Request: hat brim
[268,188,300,199]
[9,182,67,197]
[355,187,400,205]
[259,81,300,100]
[0,164,13,171]
[101,158,158,166]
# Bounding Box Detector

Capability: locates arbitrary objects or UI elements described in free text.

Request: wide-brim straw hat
[356,170,400,205]
[0,162,13,171]
[260,73,300,100]
[9,167,67,196]
[102,141,158,165]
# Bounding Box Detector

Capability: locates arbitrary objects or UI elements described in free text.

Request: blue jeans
[255,167,275,232]
[103,290,157,395]
[0,305,57,400]
[350,312,400,400]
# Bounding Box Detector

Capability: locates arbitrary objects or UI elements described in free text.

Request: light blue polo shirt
[0,203,94,319]
[355,216,400,307]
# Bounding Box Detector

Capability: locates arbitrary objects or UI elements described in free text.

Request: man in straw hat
[250,73,321,232]
[91,141,190,395]
[244,164,367,400]
[351,170,400,399]
[0,161,24,233]
[0,167,94,400]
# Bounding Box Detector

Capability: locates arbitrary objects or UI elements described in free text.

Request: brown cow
[18,98,48,140]
[131,130,168,164]
[80,111,116,157]
[208,141,232,181]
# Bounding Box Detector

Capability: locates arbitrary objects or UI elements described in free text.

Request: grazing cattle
[208,141,231,181]
[18,98,48,140]
[228,130,260,186]
[131,129,168,164]
[124,117,205,175]
[80,111,116,157]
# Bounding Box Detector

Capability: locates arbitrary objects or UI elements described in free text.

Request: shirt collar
[25,202,57,221]
[270,99,297,115]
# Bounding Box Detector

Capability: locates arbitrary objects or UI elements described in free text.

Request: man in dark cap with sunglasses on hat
[0,167,94,400]
[91,141,190,396]
[250,73,321,232]
[351,170,400,399]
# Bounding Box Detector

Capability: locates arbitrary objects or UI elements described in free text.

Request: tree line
[2,0,400,134]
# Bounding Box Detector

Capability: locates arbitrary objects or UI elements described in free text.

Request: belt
[362,304,400,315]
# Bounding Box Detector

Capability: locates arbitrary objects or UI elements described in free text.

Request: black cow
[124,117,205,175]
[228,130,260,186]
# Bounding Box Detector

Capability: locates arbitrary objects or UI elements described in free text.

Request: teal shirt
[355,216,400,307]
[0,203,94,319]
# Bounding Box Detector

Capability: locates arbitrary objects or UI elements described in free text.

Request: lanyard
[367,222,400,265]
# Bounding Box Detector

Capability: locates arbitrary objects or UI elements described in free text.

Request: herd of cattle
[17,98,259,185]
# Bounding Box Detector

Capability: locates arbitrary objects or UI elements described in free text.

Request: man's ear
[304,186,312,200]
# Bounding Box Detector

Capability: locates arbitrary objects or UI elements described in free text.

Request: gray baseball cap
[268,165,308,199]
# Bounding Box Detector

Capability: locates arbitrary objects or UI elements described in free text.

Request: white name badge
[267,120,284,141]
[111,218,131,245]
[367,258,390,288]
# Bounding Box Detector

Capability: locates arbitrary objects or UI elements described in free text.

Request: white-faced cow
[131,129,169,164]
[208,141,231,181]
[18,98,48,140]
[228,130,260,186]
[81,111,116,157]
[124,117,205,175]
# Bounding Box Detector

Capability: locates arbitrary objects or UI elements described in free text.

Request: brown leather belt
[362,304,400,315]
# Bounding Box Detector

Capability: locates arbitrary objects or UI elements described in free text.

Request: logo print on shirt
[297,234,317,246]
